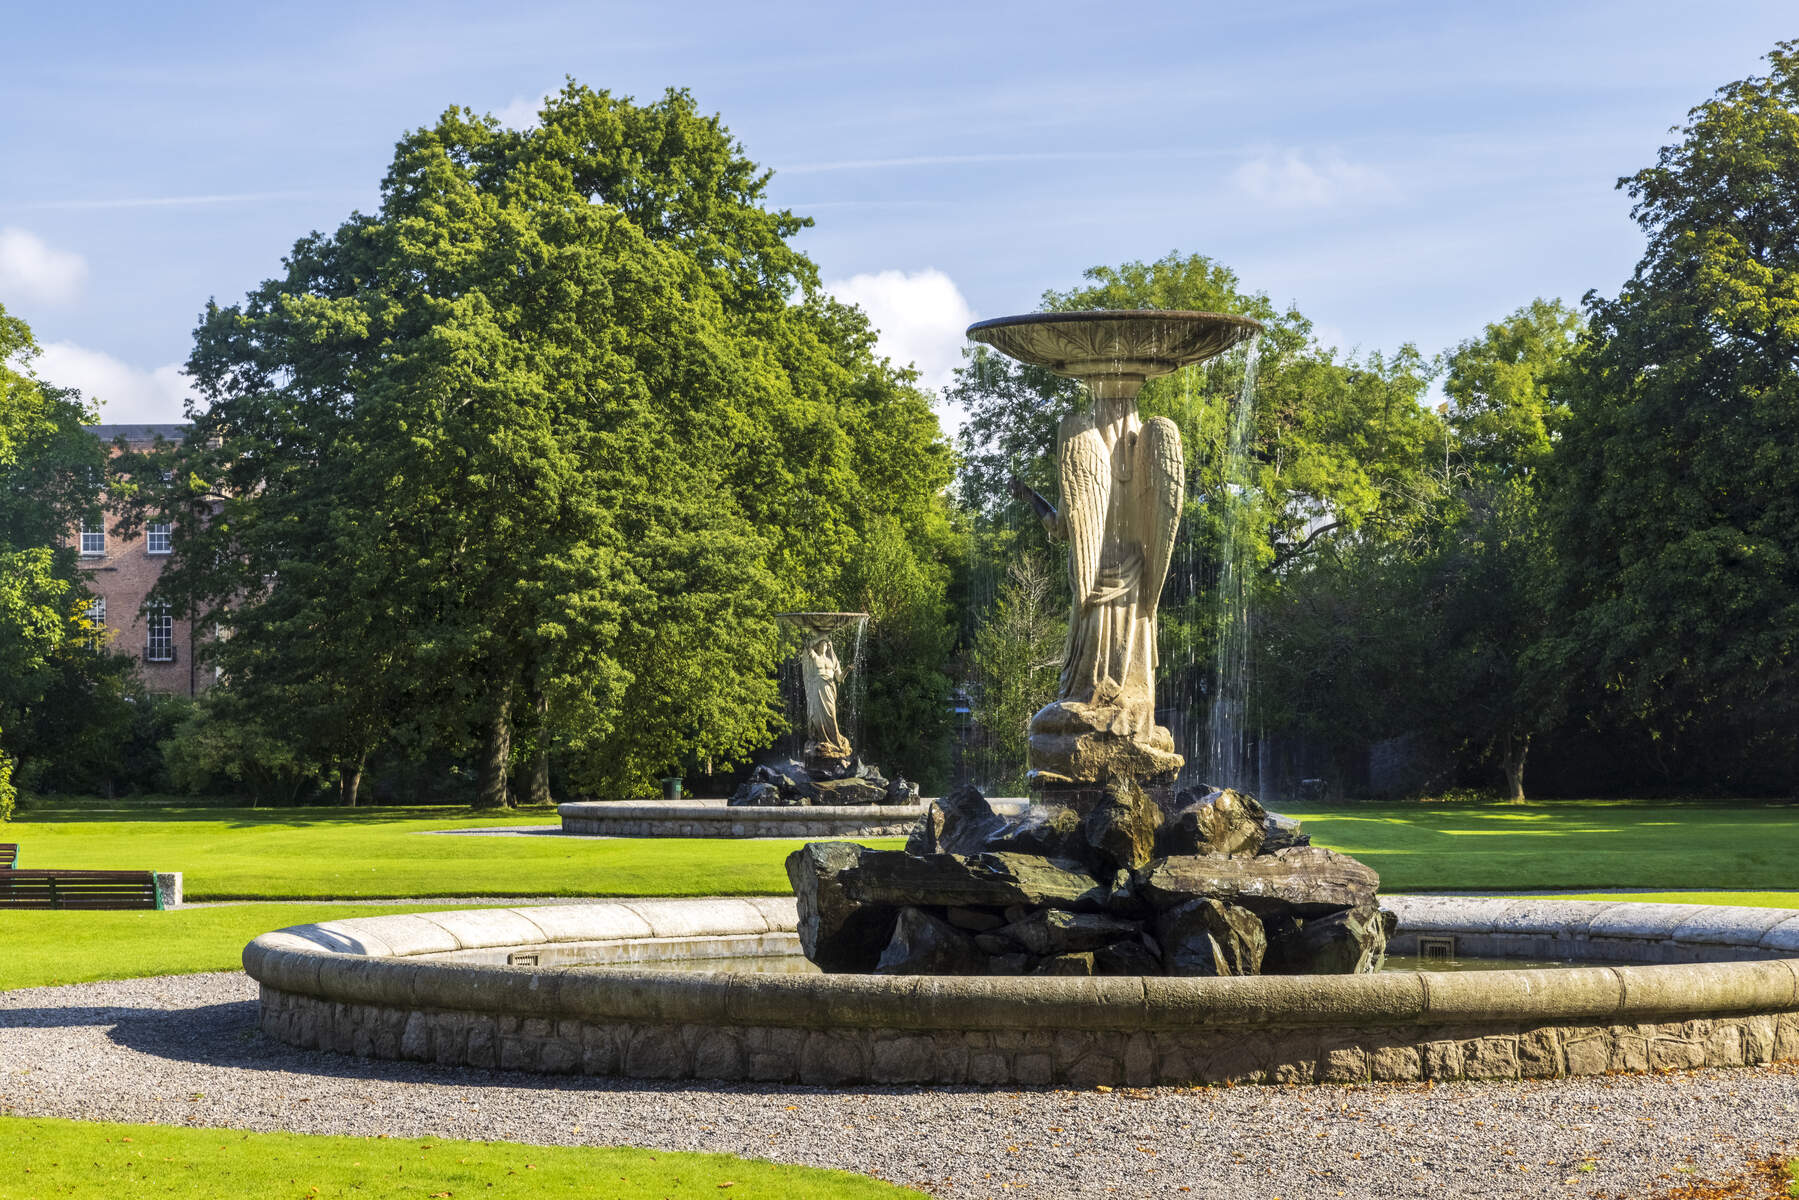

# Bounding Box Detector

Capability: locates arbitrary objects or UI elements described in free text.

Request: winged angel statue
[1015,386,1186,783]
[971,308,1261,787]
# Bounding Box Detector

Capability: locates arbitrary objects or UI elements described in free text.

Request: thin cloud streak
[781,148,1235,174]
[14,190,316,211]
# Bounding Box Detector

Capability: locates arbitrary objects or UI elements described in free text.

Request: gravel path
[3,973,1795,1199]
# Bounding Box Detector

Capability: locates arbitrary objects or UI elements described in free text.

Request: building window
[85,596,106,648]
[80,521,105,556]
[146,521,172,555]
[146,604,175,662]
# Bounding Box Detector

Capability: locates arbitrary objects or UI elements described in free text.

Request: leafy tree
[129,84,951,805]
[0,302,110,814]
[1547,44,1799,788]
[1434,298,1583,799]
[967,554,1064,789]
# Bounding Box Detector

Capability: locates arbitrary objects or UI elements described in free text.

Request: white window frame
[84,595,107,649]
[80,521,105,556]
[146,520,172,555]
[146,604,175,662]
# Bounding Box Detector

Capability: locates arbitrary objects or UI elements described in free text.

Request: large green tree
[1547,44,1799,788]
[131,84,951,804]
[1434,298,1583,799]
[0,302,111,815]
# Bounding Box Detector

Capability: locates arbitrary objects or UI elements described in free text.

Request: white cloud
[34,342,196,423]
[494,92,551,130]
[1229,150,1396,210]
[0,227,88,307]
[824,268,975,396]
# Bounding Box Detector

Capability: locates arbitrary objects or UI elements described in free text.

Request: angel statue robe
[800,633,853,763]
[1029,402,1185,782]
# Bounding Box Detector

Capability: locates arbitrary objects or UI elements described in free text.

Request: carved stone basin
[966,309,1262,387]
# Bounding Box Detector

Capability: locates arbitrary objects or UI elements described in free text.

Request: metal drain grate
[1418,935,1457,961]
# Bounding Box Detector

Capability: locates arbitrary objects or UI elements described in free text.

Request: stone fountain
[967,310,1262,795]
[786,309,1400,980]
[727,611,920,809]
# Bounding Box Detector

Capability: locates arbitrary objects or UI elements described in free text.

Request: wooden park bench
[0,868,163,910]
[0,845,166,910]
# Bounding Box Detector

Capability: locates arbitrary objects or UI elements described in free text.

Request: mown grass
[1288,801,1799,892]
[5,799,1797,900]
[0,903,492,991]
[1,805,903,900]
[0,1116,919,1199]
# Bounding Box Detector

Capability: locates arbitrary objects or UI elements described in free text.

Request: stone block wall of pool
[244,896,1799,1086]
[555,798,1029,839]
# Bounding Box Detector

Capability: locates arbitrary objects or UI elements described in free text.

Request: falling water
[1204,338,1262,791]
[843,615,869,758]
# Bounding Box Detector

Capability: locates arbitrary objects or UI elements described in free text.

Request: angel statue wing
[1057,412,1111,612]
[1139,415,1185,609]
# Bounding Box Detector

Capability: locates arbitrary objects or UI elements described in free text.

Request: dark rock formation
[1081,778,1164,873]
[786,841,899,972]
[1262,810,1311,852]
[1158,787,1266,857]
[874,907,986,974]
[1155,897,1267,976]
[1135,846,1379,917]
[1265,904,1396,975]
[786,785,1385,978]
[730,758,920,808]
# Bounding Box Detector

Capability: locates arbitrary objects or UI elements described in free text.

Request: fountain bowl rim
[966,309,1264,381]
[966,308,1266,336]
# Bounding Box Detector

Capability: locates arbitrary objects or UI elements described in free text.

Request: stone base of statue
[786,781,1392,978]
[1026,699,1184,788]
[729,756,920,808]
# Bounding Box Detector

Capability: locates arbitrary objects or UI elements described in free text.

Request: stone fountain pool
[245,894,1799,1086]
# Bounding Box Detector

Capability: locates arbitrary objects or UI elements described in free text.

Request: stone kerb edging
[558,801,927,839]
[245,896,1799,1086]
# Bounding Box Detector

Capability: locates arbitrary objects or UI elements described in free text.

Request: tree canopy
[0,301,112,817]
[1546,43,1799,788]
[129,84,952,804]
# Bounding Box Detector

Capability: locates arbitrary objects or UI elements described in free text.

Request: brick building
[74,424,212,697]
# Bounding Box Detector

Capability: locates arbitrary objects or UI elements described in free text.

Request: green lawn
[1290,801,1799,892]
[0,903,491,991]
[9,800,1798,899]
[2,805,901,900]
[0,1116,919,1199]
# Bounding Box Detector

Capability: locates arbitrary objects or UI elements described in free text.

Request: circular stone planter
[244,896,1799,1087]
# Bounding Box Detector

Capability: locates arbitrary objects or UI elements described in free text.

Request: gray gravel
[3,972,1795,1199]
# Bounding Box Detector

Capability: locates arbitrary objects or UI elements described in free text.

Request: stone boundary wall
[558,801,925,839]
[244,896,1799,1087]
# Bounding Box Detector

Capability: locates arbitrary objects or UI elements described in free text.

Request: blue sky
[2,1,1794,427]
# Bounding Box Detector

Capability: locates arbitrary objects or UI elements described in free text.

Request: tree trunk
[525,691,552,807]
[339,756,365,807]
[476,680,515,810]
[1503,732,1530,803]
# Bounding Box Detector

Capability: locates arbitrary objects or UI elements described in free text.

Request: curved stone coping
[559,801,930,823]
[1392,895,1799,953]
[246,896,1799,1036]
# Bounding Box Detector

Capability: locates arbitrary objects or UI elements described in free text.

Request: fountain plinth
[966,310,1262,792]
